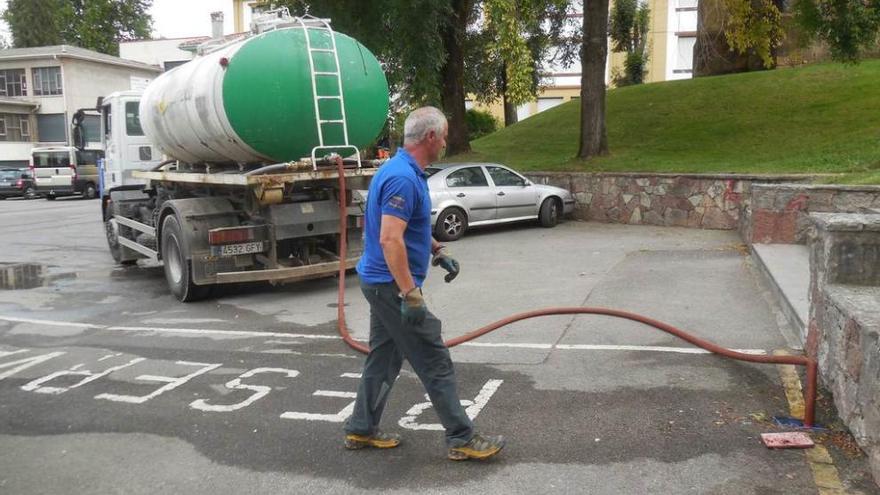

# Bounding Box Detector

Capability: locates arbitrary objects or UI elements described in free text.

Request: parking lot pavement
[1,199,877,494]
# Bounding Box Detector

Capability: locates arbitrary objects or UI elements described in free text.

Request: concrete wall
[119,39,194,68]
[63,58,158,112]
[807,213,880,484]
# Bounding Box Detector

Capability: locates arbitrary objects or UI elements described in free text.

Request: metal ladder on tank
[296,15,361,170]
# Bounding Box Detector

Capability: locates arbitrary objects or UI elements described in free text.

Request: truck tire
[104,205,137,266]
[161,214,210,302]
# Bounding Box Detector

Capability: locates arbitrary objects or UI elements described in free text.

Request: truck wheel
[161,214,210,302]
[84,183,98,199]
[46,194,56,201]
[104,206,137,266]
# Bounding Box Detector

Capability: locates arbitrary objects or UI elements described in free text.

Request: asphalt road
[0,196,876,494]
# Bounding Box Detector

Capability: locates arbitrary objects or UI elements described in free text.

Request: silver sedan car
[427,162,575,241]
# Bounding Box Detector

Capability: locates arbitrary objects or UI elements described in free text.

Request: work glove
[400,287,427,326]
[431,247,460,283]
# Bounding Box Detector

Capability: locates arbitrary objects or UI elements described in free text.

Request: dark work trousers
[344,281,474,447]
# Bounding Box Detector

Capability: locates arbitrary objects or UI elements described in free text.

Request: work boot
[447,433,506,461]
[344,430,402,450]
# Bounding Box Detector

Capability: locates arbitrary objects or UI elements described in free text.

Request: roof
[177,32,249,52]
[0,45,162,73]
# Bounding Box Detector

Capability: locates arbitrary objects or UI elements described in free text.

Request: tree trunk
[501,65,518,127]
[578,0,610,159]
[439,0,472,155]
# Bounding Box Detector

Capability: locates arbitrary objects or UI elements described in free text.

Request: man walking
[344,106,505,461]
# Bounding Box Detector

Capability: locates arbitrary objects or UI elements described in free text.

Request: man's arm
[380,214,416,294]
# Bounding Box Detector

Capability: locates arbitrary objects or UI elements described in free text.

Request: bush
[466,109,498,140]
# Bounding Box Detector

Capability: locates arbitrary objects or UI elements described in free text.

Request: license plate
[213,241,264,257]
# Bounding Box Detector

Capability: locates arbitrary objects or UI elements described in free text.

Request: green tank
[140,27,390,164]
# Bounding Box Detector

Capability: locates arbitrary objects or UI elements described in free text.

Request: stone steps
[751,243,810,346]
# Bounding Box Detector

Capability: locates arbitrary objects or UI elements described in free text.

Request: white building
[0,45,161,168]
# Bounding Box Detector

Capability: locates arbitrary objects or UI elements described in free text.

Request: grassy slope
[449,61,880,183]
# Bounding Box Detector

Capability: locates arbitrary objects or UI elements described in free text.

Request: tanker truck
[99,10,388,301]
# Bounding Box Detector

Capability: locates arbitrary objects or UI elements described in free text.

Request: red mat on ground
[761,432,815,449]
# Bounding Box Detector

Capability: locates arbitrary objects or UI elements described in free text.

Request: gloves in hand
[431,248,460,283]
[400,287,427,326]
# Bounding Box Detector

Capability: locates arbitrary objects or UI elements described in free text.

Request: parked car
[0,168,37,200]
[31,146,104,200]
[426,162,575,241]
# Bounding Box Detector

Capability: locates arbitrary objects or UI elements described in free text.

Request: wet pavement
[0,197,877,494]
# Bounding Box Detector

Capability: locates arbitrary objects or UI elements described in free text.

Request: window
[446,167,489,188]
[163,60,189,71]
[487,166,526,187]
[0,113,32,141]
[32,67,62,96]
[32,151,71,168]
[0,69,27,96]
[675,36,697,72]
[75,150,103,165]
[125,101,144,136]
[37,113,67,142]
[82,115,100,143]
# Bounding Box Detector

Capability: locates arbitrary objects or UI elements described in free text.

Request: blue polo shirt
[357,148,433,286]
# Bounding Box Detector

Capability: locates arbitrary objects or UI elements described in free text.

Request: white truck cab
[99,91,162,192]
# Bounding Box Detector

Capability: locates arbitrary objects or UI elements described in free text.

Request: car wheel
[104,206,137,266]
[84,183,98,199]
[435,207,467,241]
[539,197,560,228]
[161,214,210,302]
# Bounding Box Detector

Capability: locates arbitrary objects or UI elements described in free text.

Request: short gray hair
[403,106,447,146]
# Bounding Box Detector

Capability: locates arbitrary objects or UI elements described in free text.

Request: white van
[31,146,104,200]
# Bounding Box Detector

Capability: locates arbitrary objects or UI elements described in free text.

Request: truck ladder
[295,15,361,170]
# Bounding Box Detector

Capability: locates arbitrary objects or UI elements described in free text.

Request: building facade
[0,45,162,168]
[474,0,698,125]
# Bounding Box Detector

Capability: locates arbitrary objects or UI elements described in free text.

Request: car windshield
[0,169,22,179]
[426,167,442,177]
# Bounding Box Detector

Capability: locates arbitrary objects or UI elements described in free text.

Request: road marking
[95,361,222,404]
[399,379,503,431]
[1,315,768,355]
[773,350,847,495]
[190,367,300,412]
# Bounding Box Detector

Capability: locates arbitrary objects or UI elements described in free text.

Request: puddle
[0,263,76,290]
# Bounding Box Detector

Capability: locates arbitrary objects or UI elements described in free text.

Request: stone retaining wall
[807,213,880,484]
[526,172,814,230]
[743,184,880,244]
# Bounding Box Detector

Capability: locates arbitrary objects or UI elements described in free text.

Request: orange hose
[333,157,817,427]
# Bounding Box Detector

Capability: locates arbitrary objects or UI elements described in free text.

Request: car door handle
[456,193,466,198]
[497,191,505,196]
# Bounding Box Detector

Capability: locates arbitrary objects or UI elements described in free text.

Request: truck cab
[99,91,162,193]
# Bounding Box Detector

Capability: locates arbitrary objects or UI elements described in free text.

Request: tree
[467,0,573,127]
[609,0,650,85]
[62,0,153,56]
[794,0,880,62]
[3,0,66,48]
[578,0,610,160]
[2,0,152,56]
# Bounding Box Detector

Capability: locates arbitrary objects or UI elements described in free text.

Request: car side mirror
[523,181,531,187]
